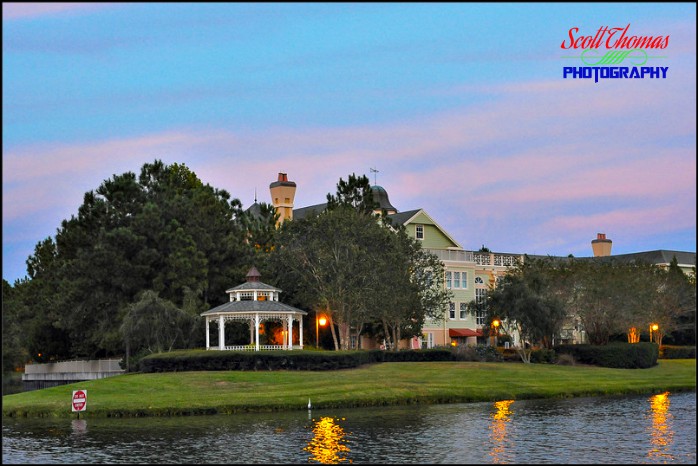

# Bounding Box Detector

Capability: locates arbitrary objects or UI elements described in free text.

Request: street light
[316,315,327,349]
[492,319,500,347]
[650,323,659,343]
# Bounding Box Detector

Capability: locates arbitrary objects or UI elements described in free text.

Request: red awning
[449,328,483,338]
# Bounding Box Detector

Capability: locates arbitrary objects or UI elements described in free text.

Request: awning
[449,328,483,338]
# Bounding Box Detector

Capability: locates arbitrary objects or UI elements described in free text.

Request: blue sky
[3,2,696,284]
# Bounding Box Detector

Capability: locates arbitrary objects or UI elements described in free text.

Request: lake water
[2,391,695,464]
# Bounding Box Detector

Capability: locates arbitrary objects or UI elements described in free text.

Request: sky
[3,2,696,285]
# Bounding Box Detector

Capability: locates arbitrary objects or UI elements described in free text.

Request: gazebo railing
[216,345,302,351]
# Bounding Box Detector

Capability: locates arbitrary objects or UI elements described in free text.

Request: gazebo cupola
[201,267,307,351]
[226,266,281,303]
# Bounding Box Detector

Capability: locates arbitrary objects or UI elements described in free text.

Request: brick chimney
[591,233,612,257]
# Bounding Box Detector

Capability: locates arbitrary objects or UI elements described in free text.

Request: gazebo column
[255,313,260,351]
[287,315,293,350]
[205,318,210,350]
[299,317,303,349]
[219,315,225,350]
[249,318,255,345]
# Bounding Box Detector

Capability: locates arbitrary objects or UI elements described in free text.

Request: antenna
[254,187,257,203]
[370,167,379,186]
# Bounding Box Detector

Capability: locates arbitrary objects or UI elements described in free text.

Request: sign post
[72,389,87,418]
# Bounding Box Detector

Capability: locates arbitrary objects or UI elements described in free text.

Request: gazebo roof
[225,281,281,293]
[201,300,307,316]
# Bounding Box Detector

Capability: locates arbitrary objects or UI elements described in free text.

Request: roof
[527,250,695,268]
[245,202,263,220]
[225,281,280,293]
[386,209,421,226]
[201,300,307,316]
[372,185,397,212]
[387,209,463,249]
[292,202,327,221]
[449,328,483,338]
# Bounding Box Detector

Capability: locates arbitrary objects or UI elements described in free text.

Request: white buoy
[308,398,312,410]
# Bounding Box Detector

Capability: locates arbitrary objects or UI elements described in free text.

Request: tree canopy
[10,160,266,361]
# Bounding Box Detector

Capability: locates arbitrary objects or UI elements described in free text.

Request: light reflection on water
[2,392,695,464]
[304,416,352,464]
[489,399,514,464]
[647,392,674,462]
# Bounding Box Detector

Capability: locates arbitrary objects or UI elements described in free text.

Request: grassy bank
[3,360,695,418]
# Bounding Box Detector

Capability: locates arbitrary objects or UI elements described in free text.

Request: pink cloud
[2,3,117,20]
[3,66,695,262]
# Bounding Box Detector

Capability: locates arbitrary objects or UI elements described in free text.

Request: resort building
[248,172,695,351]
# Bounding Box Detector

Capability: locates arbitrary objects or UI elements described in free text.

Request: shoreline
[3,360,696,419]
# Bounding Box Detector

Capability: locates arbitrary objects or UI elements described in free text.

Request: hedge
[660,345,696,359]
[138,348,455,372]
[554,342,658,369]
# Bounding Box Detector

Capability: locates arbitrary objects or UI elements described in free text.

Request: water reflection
[2,392,695,464]
[648,391,674,462]
[71,419,87,437]
[304,416,352,464]
[489,400,514,463]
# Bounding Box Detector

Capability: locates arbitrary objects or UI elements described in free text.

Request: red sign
[72,390,87,412]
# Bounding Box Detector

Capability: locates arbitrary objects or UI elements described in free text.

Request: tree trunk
[329,314,340,351]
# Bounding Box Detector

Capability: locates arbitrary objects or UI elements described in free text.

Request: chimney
[591,233,612,257]
[269,172,297,226]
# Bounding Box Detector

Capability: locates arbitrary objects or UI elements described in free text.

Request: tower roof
[372,185,397,213]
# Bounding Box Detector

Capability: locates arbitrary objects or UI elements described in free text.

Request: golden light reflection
[304,416,352,464]
[489,400,514,464]
[647,391,674,461]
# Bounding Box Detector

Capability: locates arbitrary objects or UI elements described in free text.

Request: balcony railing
[425,249,522,267]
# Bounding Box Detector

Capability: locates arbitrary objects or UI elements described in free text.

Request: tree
[120,290,197,355]
[367,226,450,350]
[270,206,379,350]
[478,257,567,363]
[326,173,377,214]
[2,280,30,371]
[16,160,254,360]
[269,174,449,351]
[647,257,696,346]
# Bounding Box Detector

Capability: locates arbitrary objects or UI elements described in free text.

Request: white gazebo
[201,267,307,351]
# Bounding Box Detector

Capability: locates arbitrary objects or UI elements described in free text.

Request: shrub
[452,345,501,362]
[555,353,576,366]
[660,346,696,359]
[555,342,658,369]
[530,348,556,364]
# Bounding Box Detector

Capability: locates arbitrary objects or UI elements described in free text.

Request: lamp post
[316,315,327,349]
[650,323,659,344]
[492,319,500,347]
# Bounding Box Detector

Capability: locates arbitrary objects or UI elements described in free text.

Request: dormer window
[416,225,424,240]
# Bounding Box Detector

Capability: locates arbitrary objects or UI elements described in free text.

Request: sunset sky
[3,3,696,284]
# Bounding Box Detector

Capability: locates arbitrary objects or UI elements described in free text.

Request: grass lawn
[2,359,695,418]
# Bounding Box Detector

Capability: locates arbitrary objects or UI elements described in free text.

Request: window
[421,333,434,349]
[416,225,424,240]
[449,302,455,319]
[446,271,468,289]
[476,308,486,326]
[459,302,468,320]
[475,277,484,284]
[239,292,254,301]
[475,289,487,325]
